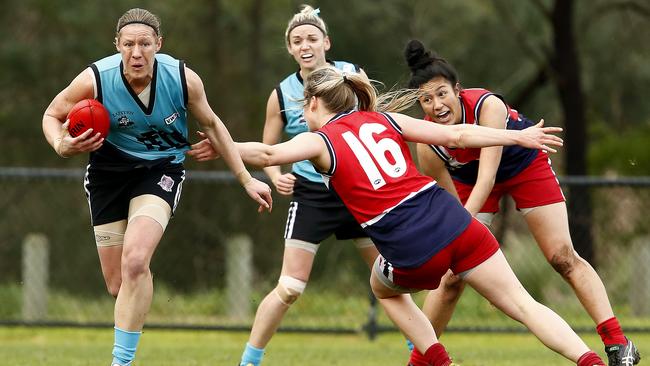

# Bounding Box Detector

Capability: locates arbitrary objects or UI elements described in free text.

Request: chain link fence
[1,167,649,337]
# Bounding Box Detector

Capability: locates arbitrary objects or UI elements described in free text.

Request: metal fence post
[365,288,378,340]
[22,233,49,321]
[630,236,650,316]
[225,234,253,320]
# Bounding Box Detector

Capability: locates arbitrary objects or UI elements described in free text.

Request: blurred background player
[403,39,639,366]
[188,5,378,366]
[42,8,271,366]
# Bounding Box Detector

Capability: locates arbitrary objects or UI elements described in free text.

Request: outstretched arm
[393,112,562,152]
[185,66,272,212]
[237,132,328,170]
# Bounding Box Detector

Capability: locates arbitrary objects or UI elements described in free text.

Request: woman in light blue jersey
[190,5,378,366]
[42,8,272,366]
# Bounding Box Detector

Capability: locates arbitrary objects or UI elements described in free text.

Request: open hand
[244,177,273,213]
[520,119,563,153]
[186,131,220,161]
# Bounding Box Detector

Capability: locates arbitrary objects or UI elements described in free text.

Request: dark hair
[404,39,458,89]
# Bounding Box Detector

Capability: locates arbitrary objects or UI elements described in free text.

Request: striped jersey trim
[315,131,336,176]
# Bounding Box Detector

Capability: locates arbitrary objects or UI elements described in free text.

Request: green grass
[1,326,648,365]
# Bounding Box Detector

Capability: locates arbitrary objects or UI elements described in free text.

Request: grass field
[1,326,648,365]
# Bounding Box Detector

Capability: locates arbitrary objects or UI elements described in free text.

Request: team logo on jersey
[157,174,175,192]
[117,116,135,128]
[164,112,180,125]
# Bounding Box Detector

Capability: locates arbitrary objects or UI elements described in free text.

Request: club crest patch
[157,174,175,192]
[117,116,135,128]
[164,112,180,125]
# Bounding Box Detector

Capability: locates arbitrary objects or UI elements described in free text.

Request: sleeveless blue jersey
[276,61,359,182]
[90,53,189,164]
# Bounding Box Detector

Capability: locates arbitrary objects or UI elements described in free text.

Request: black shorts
[84,163,185,226]
[284,174,367,243]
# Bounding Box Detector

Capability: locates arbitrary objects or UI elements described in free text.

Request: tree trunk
[550,0,595,264]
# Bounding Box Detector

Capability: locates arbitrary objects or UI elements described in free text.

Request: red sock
[596,317,627,346]
[423,343,453,366]
[408,347,429,366]
[577,351,605,366]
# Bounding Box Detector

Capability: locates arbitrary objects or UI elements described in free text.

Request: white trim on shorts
[284,201,298,238]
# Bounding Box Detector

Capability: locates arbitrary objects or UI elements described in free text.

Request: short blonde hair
[285,5,327,44]
[116,8,161,37]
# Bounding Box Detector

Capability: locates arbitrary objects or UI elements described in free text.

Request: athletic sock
[596,317,627,346]
[577,350,605,365]
[112,327,142,366]
[240,342,265,366]
[408,347,429,366]
[423,343,453,366]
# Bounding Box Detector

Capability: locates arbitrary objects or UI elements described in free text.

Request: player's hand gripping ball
[66,99,110,139]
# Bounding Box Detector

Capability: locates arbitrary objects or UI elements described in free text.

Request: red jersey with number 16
[316,111,433,226]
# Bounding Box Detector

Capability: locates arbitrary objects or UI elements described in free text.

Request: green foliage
[589,122,650,175]
[0,284,21,318]
[2,1,649,168]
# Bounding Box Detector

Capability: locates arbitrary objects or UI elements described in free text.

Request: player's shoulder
[155,53,181,67]
[461,87,491,98]
[93,53,121,71]
[331,60,360,74]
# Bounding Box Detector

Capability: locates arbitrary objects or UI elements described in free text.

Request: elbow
[250,153,273,168]
[262,155,274,168]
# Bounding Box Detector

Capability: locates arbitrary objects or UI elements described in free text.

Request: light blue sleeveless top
[276,61,359,182]
[91,53,189,164]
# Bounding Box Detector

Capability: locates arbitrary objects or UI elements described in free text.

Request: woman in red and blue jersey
[205,66,605,366]
[405,39,638,366]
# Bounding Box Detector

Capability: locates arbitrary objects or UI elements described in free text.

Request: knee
[121,252,150,281]
[548,245,580,277]
[274,275,307,305]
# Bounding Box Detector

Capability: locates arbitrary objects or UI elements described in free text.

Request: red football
[66,99,110,139]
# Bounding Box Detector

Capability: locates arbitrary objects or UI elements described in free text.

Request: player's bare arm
[262,89,296,196]
[42,69,103,157]
[395,113,562,152]
[466,95,507,215]
[185,65,272,212]
[237,132,328,171]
